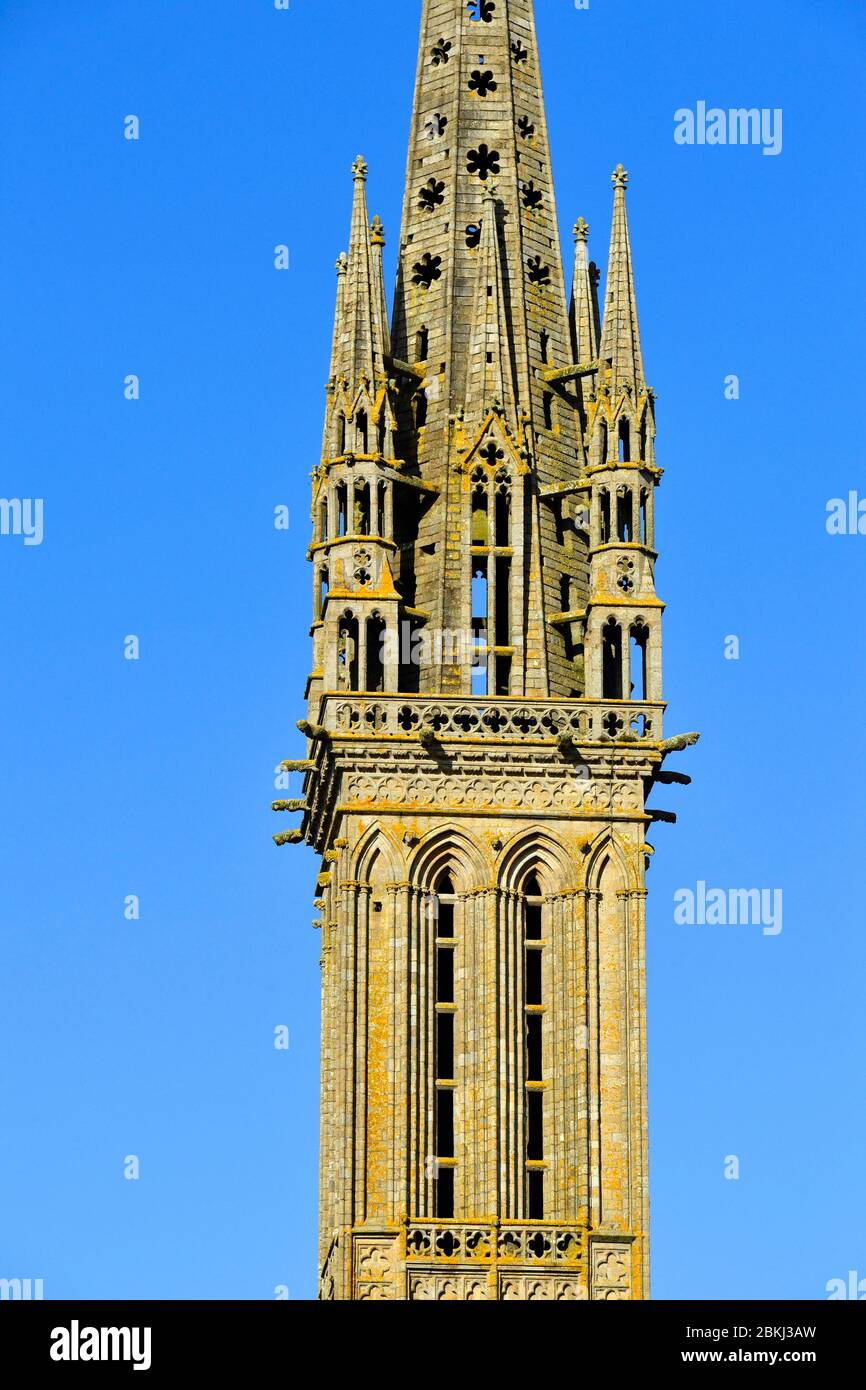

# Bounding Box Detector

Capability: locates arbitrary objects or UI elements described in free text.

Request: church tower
[277,0,696,1302]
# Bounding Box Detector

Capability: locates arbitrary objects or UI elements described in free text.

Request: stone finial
[352,154,368,181]
[370,215,385,247]
[335,251,348,276]
[612,163,629,189]
[573,217,590,242]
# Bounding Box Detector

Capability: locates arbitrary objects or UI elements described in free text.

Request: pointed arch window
[470,461,513,695]
[598,419,608,467]
[639,488,650,546]
[471,468,489,545]
[471,561,488,689]
[337,611,359,690]
[316,566,329,621]
[602,616,623,700]
[494,469,511,546]
[629,620,649,701]
[599,488,611,545]
[336,482,348,537]
[523,872,546,1219]
[618,418,631,462]
[616,487,633,542]
[434,871,458,1218]
[366,612,386,692]
[353,480,370,535]
[355,410,368,453]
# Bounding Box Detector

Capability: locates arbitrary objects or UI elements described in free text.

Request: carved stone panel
[345,770,639,814]
[353,1236,399,1301]
[591,1243,632,1300]
[409,1272,491,1301]
[499,1274,588,1301]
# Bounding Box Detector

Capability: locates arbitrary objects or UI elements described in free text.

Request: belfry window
[470,465,513,696]
[353,481,370,535]
[523,873,545,1219]
[471,473,489,545]
[495,556,511,647]
[630,620,649,701]
[316,566,329,621]
[356,410,368,453]
[618,418,631,462]
[471,561,488,696]
[599,489,611,545]
[602,616,623,700]
[598,419,608,467]
[617,488,633,542]
[434,872,457,1218]
[416,325,429,362]
[337,612,359,691]
[366,613,386,693]
[640,489,650,546]
[337,482,348,537]
[415,388,428,429]
[494,475,511,545]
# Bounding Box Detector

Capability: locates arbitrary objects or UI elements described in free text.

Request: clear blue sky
[1,0,864,1301]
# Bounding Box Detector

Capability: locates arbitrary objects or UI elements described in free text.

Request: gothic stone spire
[598,164,645,399]
[569,217,600,366]
[336,155,390,396]
[388,0,587,696]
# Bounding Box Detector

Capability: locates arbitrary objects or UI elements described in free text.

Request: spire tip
[352,155,368,181]
[612,164,629,190]
[573,217,590,243]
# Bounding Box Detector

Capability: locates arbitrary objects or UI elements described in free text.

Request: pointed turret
[569,217,600,366]
[321,252,349,459]
[327,251,349,381]
[464,185,517,424]
[598,165,645,398]
[369,214,391,366]
[334,155,390,395]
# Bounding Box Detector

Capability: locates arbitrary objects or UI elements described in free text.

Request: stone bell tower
[276,0,697,1302]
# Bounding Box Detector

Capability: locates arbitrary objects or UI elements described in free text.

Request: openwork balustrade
[321,694,664,743]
